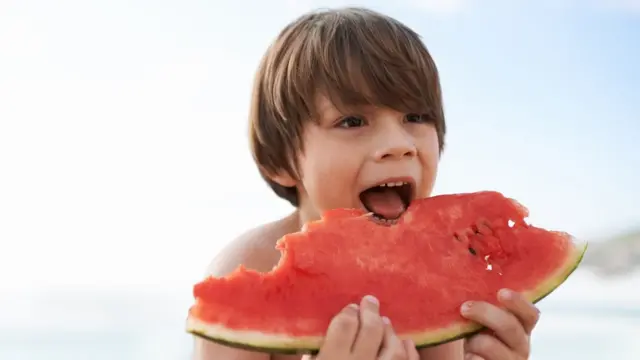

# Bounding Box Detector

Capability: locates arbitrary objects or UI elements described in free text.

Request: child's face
[291,94,441,222]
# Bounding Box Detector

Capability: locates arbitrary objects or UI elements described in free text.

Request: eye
[337,115,366,128]
[405,113,431,123]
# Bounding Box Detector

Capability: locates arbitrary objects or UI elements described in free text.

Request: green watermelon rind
[186,240,587,355]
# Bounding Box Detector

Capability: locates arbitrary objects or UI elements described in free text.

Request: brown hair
[249,7,446,207]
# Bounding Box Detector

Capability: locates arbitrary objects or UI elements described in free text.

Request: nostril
[403,149,416,157]
[376,146,417,160]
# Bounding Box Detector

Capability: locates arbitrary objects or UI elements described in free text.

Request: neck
[293,195,322,229]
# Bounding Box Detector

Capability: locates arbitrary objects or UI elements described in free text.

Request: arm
[419,339,465,360]
[193,338,269,360]
[191,236,277,360]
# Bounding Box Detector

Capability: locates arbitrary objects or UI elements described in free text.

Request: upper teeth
[378,181,407,187]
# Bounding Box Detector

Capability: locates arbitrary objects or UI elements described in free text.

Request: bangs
[249,7,447,208]
[291,8,443,121]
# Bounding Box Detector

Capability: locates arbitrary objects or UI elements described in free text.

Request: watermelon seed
[468,247,477,256]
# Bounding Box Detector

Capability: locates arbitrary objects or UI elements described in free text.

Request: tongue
[361,188,407,220]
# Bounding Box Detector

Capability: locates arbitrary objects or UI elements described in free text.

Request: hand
[303,295,419,360]
[461,289,540,360]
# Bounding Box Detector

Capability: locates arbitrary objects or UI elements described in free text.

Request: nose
[373,126,417,161]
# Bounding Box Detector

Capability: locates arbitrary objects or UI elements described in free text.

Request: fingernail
[465,353,474,360]
[345,303,358,312]
[382,316,391,325]
[460,301,473,314]
[363,295,379,306]
[499,288,512,300]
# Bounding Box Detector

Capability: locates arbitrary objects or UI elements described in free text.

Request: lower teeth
[371,213,399,225]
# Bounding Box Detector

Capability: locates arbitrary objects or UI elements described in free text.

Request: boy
[193,7,540,360]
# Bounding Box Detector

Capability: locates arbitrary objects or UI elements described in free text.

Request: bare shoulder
[205,211,300,276]
[191,211,301,360]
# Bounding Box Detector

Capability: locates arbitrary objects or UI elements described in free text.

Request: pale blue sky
[0,0,638,287]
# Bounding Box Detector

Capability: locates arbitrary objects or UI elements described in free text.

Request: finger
[498,289,540,334]
[321,303,360,355]
[377,317,405,360]
[352,295,385,358]
[464,354,485,360]
[460,300,529,355]
[404,339,419,360]
[465,333,512,360]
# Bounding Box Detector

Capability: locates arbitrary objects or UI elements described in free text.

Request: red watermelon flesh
[186,191,587,353]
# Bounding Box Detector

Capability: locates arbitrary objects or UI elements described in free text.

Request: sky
[0,0,638,290]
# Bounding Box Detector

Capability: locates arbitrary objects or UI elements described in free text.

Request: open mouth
[359,181,414,223]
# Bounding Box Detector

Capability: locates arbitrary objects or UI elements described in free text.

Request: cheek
[300,153,357,199]
[419,126,441,162]
[422,137,441,166]
[298,141,361,210]
[417,128,441,194]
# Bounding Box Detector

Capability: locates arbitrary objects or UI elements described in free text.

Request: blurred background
[1,0,639,359]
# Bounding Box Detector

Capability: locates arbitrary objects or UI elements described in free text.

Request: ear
[270,170,297,188]
[260,165,297,188]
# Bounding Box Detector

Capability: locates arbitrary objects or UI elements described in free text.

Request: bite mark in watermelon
[186,191,587,354]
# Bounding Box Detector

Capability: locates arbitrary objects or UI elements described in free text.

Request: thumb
[301,355,315,360]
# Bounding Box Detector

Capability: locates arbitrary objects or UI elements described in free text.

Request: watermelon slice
[186,191,587,354]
